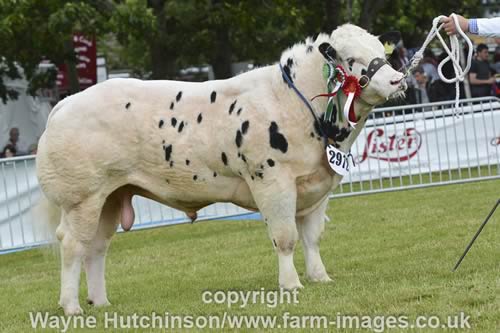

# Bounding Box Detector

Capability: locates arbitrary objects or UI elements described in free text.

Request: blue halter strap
[279,63,328,148]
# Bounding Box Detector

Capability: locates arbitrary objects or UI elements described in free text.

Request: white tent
[0,77,51,154]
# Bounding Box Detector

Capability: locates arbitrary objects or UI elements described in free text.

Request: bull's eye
[347,58,355,71]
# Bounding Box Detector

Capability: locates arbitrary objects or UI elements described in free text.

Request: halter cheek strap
[363,57,390,84]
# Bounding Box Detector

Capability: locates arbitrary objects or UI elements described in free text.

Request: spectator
[412,67,431,104]
[5,127,28,156]
[469,44,496,98]
[436,51,459,101]
[421,49,439,83]
[28,143,38,155]
[412,66,452,104]
[1,144,17,158]
[493,46,500,74]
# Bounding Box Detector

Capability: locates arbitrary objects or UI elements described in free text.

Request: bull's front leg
[249,174,302,289]
[296,197,332,282]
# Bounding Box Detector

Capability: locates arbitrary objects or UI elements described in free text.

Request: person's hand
[488,77,497,85]
[442,15,469,35]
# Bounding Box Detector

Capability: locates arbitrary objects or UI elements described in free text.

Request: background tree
[0,0,487,104]
[372,0,482,47]
[0,0,112,102]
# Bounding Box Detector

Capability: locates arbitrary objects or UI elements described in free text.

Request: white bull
[36,24,406,315]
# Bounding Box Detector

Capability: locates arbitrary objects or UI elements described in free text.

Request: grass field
[0,180,499,332]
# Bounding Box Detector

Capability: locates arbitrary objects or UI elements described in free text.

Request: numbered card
[326,145,350,176]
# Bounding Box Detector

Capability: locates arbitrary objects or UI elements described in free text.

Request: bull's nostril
[390,78,403,85]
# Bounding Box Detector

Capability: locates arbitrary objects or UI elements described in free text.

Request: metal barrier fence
[1,97,499,254]
[336,96,500,196]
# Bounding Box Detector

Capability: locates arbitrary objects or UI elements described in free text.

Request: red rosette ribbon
[342,74,362,97]
[342,75,362,128]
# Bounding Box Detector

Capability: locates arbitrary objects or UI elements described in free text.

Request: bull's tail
[33,193,62,248]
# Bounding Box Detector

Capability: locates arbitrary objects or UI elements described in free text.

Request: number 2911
[328,150,349,171]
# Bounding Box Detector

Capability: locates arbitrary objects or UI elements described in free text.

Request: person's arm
[475,17,500,38]
[442,15,500,38]
[469,72,496,85]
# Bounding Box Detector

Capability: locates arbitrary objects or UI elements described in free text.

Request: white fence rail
[336,97,500,196]
[1,97,499,254]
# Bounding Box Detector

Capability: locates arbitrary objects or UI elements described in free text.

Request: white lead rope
[406,13,474,112]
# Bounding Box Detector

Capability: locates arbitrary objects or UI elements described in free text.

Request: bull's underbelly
[129,164,336,218]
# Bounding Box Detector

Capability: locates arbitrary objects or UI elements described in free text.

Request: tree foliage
[0,0,486,103]
[0,0,112,102]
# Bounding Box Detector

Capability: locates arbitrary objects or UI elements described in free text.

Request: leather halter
[359,57,390,88]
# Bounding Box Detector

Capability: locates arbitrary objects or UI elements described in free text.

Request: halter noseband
[360,57,390,87]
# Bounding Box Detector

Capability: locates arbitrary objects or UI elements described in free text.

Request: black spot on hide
[178,121,184,133]
[235,130,243,148]
[241,120,250,134]
[221,152,228,166]
[171,117,177,127]
[163,144,172,161]
[314,111,352,143]
[267,159,275,167]
[229,100,237,115]
[159,120,164,128]
[197,113,203,123]
[269,122,288,153]
[210,91,217,103]
[176,91,182,102]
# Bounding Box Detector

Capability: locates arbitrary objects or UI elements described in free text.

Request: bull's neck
[276,51,374,153]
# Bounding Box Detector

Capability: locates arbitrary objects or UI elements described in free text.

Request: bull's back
[36,75,266,207]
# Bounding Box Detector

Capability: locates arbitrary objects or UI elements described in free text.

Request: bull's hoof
[309,274,333,283]
[87,298,111,307]
[279,281,304,290]
[62,304,84,316]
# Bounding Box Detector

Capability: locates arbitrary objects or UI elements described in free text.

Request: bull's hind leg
[250,175,302,289]
[296,197,332,282]
[85,193,120,307]
[56,195,103,315]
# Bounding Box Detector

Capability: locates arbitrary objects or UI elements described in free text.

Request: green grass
[1,180,499,332]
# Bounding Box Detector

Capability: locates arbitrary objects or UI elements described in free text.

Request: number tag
[326,145,350,176]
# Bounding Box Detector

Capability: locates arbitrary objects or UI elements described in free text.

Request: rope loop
[405,13,473,112]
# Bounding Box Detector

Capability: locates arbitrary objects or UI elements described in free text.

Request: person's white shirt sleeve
[469,17,500,38]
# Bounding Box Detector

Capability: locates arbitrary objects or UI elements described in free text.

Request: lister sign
[56,34,97,92]
[358,128,422,163]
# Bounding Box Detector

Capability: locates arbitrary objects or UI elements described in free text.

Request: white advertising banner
[345,102,500,183]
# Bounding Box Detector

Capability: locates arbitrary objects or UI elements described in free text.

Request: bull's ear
[318,42,337,62]
[378,31,401,57]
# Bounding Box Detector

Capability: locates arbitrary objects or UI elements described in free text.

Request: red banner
[56,33,97,92]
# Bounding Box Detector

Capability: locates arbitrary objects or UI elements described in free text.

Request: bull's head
[318,24,407,106]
